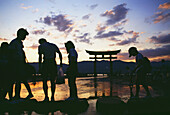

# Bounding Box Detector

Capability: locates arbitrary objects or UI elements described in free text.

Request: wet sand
[4,75,164,114]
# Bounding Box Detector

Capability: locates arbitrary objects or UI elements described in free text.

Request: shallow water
[5,75,160,114]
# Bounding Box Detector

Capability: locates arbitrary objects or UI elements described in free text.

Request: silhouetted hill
[29,60,170,74]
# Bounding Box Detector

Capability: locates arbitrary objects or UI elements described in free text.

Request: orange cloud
[154,15,166,23]
[20,3,32,10]
[0,37,8,41]
[158,2,170,9]
[149,55,170,62]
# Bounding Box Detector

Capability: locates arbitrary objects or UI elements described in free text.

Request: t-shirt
[68,48,78,64]
[9,38,26,62]
[135,53,144,72]
[38,42,59,60]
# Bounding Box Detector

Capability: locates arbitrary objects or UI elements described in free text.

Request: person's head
[128,47,138,57]
[65,41,75,53]
[1,42,9,49]
[17,28,29,40]
[39,38,47,44]
[1,42,9,52]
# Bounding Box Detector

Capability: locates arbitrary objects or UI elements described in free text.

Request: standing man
[9,28,33,100]
[65,41,78,100]
[128,47,151,98]
[38,38,62,101]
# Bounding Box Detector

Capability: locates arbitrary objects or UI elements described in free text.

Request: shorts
[136,67,147,85]
[42,59,57,79]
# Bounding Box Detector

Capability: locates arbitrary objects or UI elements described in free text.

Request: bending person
[38,38,62,101]
[128,47,151,98]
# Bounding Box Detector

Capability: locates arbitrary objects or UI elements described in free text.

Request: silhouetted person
[9,28,33,99]
[0,42,11,101]
[65,41,78,100]
[128,47,151,98]
[38,38,62,101]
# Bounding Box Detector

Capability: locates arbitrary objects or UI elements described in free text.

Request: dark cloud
[95,31,123,39]
[140,44,170,58]
[32,30,46,35]
[113,19,128,27]
[101,3,129,25]
[149,33,170,44]
[53,14,73,31]
[119,45,170,60]
[153,12,170,23]
[82,14,91,20]
[74,30,80,32]
[75,33,92,44]
[38,14,73,32]
[116,31,139,45]
[108,37,120,41]
[90,4,98,10]
[95,24,108,35]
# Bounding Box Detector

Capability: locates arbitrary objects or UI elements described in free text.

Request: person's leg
[68,75,78,98]
[43,79,49,101]
[8,82,14,100]
[23,81,33,98]
[135,74,140,97]
[142,75,151,96]
[143,85,151,96]
[14,81,21,99]
[50,78,56,101]
[135,84,140,97]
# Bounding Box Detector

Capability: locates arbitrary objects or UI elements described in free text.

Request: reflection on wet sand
[6,75,159,102]
[3,75,166,115]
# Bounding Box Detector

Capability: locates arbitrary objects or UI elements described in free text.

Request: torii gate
[86,50,121,97]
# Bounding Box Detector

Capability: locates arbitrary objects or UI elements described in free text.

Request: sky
[0,0,170,64]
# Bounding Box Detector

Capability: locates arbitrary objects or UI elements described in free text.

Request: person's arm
[69,56,76,70]
[132,59,143,73]
[58,50,62,67]
[38,53,42,74]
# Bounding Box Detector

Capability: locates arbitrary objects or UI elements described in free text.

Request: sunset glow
[0,0,169,63]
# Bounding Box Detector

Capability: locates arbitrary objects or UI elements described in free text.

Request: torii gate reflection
[86,50,121,97]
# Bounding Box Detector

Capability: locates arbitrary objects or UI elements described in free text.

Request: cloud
[119,44,170,61]
[153,12,170,23]
[108,37,120,42]
[96,24,108,35]
[95,31,123,39]
[38,14,73,32]
[158,2,170,9]
[146,2,170,24]
[116,31,140,45]
[20,3,32,10]
[75,33,92,44]
[140,44,170,58]
[27,44,38,49]
[113,19,128,28]
[149,33,170,44]
[90,4,98,10]
[101,3,129,25]
[31,30,46,35]
[32,8,39,13]
[82,14,91,20]
[0,37,8,41]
